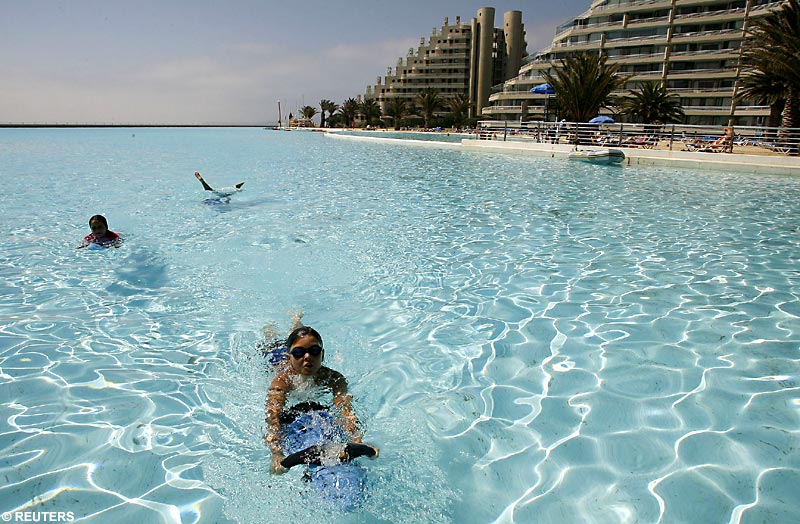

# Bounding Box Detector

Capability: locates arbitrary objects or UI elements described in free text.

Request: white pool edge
[325,131,800,176]
[461,139,800,176]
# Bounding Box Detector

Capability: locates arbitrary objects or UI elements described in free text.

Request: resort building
[366,8,526,120]
[485,0,785,126]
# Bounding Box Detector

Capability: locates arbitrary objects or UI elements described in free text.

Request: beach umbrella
[530,83,555,95]
[589,115,615,124]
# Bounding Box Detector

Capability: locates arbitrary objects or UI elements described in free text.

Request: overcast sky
[1,0,590,124]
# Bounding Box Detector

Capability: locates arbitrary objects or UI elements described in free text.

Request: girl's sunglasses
[289,345,323,359]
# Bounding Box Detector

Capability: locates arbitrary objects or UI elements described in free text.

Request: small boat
[568,148,625,164]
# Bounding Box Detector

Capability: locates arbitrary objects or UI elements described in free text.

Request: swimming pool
[1,127,798,523]
[335,129,471,142]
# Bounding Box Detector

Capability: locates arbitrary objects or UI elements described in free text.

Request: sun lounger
[624,135,658,149]
[759,142,791,155]
[683,133,732,153]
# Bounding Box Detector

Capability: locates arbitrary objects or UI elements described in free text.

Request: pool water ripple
[0,128,799,523]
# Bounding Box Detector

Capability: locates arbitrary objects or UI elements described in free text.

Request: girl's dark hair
[89,215,108,227]
[285,326,323,348]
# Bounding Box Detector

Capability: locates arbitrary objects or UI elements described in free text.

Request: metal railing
[473,120,800,156]
[669,48,739,58]
[551,1,780,45]
[670,28,741,40]
[590,0,671,14]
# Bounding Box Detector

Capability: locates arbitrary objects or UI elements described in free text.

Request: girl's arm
[77,234,93,248]
[330,373,362,441]
[265,375,289,473]
[329,371,379,458]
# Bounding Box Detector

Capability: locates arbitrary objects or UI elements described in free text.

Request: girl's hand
[364,443,380,459]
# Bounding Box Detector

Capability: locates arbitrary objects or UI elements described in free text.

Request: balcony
[604,33,669,48]
[608,51,666,64]
[401,71,469,80]
[551,39,606,51]
[504,74,548,86]
[590,0,672,16]
[673,6,748,24]
[419,62,470,70]
[626,14,671,28]
[669,48,738,59]
[666,67,738,79]
[668,86,734,97]
[555,0,778,39]
[490,87,549,99]
[681,105,733,115]
[733,105,770,112]
[482,105,523,115]
[425,50,471,59]
[433,42,470,50]
[423,53,470,61]
[558,19,624,38]
[670,28,742,43]
[626,70,666,81]
[522,54,555,67]
[401,81,469,90]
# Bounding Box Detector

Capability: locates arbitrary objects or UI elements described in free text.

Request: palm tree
[384,97,408,130]
[740,0,800,152]
[359,98,382,127]
[416,88,442,128]
[448,93,472,128]
[621,82,685,124]
[339,98,360,128]
[542,52,628,123]
[319,99,338,128]
[735,70,786,134]
[300,105,318,124]
[326,101,344,128]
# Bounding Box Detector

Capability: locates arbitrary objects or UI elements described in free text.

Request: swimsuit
[82,231,120,247]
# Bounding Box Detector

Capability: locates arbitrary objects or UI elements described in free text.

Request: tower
[471,7,496,118]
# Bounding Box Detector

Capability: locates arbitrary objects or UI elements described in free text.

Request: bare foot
[262,323,279,340]
[289,310,304,330]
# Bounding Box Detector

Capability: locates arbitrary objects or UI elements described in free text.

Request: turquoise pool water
[1,128,799,524]
[336,130,470,142]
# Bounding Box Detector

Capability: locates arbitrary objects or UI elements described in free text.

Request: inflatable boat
[568,148,625,164]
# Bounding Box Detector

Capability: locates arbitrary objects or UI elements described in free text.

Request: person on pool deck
[264,325,379,474]
[78,215,122,248]
[194,171,244,197]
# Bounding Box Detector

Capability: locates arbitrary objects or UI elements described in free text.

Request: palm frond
[542,53,628,122]
[621,82,684,124]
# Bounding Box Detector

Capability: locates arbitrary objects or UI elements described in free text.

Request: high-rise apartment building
[366,8,526,120]
[485,0,784,126]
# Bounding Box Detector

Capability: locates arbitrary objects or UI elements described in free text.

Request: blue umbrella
[589,115,615,124]
[530,83,555,95]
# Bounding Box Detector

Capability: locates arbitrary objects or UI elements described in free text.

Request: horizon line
[0,123,278,128]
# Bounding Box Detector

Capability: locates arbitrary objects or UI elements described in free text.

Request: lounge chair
[592,133,614,146]
[624,134,659,149]
[758,142,791,155]
[683,133,732,153]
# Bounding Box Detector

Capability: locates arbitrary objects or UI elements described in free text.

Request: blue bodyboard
[281,410,368,512]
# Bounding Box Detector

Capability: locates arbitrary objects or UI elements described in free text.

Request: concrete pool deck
[326,130,800,176]
[459,139,800,176]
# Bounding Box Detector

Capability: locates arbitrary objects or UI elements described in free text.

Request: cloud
[0,36,427,124]
[324,39,415,63]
